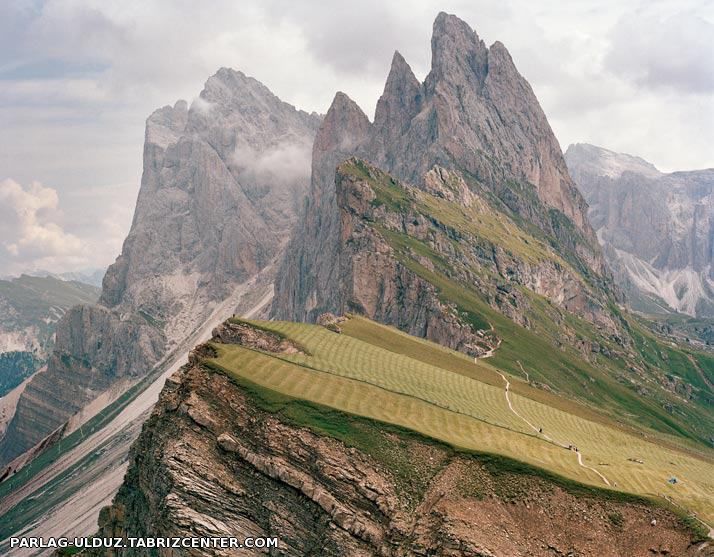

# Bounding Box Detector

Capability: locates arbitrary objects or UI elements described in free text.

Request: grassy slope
[207,318,714,524]
[353,161,713,448]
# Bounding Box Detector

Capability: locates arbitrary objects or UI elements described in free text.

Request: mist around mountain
[566,143,714,319]
[0,68,321,468]
[0,11,712,557]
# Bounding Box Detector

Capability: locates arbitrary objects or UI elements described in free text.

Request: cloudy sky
[1,0,712,276]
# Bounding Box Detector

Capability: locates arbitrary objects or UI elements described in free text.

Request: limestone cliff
[273,12,611,325]
[566,143,714,317]
[87,326,706,557]
[0,70,321,467]
[0,275,100,403]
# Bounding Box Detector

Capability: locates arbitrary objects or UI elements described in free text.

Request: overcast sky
[1,0,713,276]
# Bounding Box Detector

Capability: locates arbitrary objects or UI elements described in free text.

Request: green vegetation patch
[204,353,707,536]
[202,319,714,526]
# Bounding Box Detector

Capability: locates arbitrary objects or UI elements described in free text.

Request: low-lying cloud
[190,95,214,115]
[232,138,313,187]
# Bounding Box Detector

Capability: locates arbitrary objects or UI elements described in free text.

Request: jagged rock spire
[313,92,370,161]
[427,12,489,90]
[374,51,422,136]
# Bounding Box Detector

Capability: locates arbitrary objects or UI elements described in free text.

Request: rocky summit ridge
[566,143,714,317]
[0,68,321,468]
[273,12,611,327]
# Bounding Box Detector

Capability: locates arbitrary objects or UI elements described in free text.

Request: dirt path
[495,370,611,487]
[685,354,714,391]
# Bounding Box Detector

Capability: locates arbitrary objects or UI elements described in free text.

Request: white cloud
[0,178,85,274]
[606,12,714,94]
[233,138,313,187]
[0,0,712,275]
[190,95,214,115]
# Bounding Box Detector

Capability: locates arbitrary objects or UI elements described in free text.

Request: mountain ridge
[273,12,611,327]
[0,68,321,468]
[566,143,714,317]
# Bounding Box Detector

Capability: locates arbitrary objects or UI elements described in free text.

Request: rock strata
[0,70,321,467]
[86,337,706,556]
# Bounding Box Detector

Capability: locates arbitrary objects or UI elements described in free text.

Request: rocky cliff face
[298,157,617,356]
[0,275,100,400]
[566,143,714,316]
[101,70,321,344]
[273,12,612,333]
[0,70,321,467]
[87,327,705,557]
[0,275,100,359]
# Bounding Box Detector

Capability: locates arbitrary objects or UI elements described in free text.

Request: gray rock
[273,12,610,324]
[0,70,321,467]
[566,143,714,317]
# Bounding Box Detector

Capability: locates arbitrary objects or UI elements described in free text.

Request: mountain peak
[565,143,661,179]
[432,12,479,42]
[314,92,371,156]
[429,12,488,86]
[374,51,422,135]
[385,50,417,87]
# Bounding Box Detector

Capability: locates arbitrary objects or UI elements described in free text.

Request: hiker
[538,427,543,433]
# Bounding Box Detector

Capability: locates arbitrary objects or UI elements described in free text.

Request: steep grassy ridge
[207,318,714,525]
[344,160,713,448]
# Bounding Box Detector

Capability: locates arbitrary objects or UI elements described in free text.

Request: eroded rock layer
[89,353,705,557]
[0,70,321,467]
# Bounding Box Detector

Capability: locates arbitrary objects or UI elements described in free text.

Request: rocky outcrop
[315,157,617,354]
[0,305,164,464]
[327,160,500,356]
[273,12,611,326]
[566,143,714,316]
[274,93,371,322]
[211,320,304,354]
[0,70,321,467]
[0,275,99,356]
[0,275,100,400]
[88,350,706,556]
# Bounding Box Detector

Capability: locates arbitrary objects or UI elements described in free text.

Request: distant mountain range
[1,12,711,556]
[0,274,100,411]
[566,143,714,318]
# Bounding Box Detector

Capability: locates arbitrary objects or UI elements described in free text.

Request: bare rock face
[0,306,164,463]
[101,70,321,339]
[566,143,714,317]
[274,93,371,320]
[0,70,321,467]
[273,12,610,326]
[87,358,705,556]
[212,321,304,354]
[328,160,499,357]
